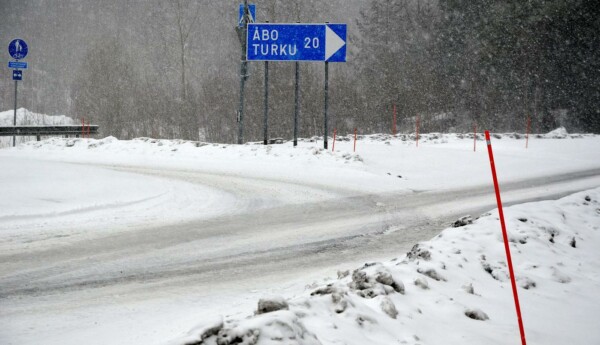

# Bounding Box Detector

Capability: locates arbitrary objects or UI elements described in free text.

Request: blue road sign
[13,70,22,81]
[238,4,256,26]
[8,39,28,60]
[8,61,28,69]
[247,23,347,62]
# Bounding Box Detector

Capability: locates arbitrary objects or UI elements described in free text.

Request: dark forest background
[1,0,598,142]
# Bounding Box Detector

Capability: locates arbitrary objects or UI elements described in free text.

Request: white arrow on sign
[325,26,346,61]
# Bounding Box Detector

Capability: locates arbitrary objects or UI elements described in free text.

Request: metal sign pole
[263,60,269,145]
[324,61,329,149]
[294,60,299,147]
[237,0,249,145]
[8,39,29,147]
[263,20,269,146]
[13,80,18,147]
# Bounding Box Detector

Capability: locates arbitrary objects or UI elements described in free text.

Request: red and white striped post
[332,128,337,152]
[353,128,357,152]
[474,123,477,152]
[485,130,527,345]
[393,104,397,136]
[525,116,531,149]
[416,115,420,147]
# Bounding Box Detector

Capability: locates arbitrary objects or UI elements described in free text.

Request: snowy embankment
[4,126,600,196]
[0,108,75,127]
[0,108,76,147]
[173,188,600,345]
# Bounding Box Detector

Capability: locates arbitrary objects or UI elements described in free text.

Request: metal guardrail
[0,125,99,137]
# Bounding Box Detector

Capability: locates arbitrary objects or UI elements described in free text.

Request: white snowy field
[1,110,599,345]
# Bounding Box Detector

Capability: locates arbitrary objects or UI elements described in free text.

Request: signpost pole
[263,21,269,146]
[245,22,346,148]
[294,60,300,147]
[324,61,329,150]
[237,0,249,145]
[13,80,17,147]
[263,60,269,145]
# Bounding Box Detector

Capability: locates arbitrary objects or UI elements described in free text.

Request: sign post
[324,61,329,149]
[263,59,269,145]
[294,60,300,146]
[247,23,346,147]
[8,38,29,147]
[237,2,250,144]
[13,78,17,146]
[263,20,269,146]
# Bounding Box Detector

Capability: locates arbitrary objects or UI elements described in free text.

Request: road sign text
[247,24,346,62]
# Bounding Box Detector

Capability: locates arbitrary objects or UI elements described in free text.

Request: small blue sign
[246,23,347,62]
[8,39,28,60]
[8,61,28,69]
[238,4,256,26]
[13,70,22,81]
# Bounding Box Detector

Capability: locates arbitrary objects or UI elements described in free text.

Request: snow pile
[545,127,569,139]
[4,129,600,196]
[0,108,76,147]
[17,136,364,166]
[0,108,76,127]
[174,189,600,345]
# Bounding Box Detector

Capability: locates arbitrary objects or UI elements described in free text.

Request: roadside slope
[174,188,600,345]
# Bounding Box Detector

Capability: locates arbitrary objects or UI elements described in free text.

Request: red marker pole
[485,130,527,345]
[393,104,397,136]
[332,128,337,152]
[353,127,357,153]
[416,115,420,148]
[474,123,477,152]
[525,116,531,149]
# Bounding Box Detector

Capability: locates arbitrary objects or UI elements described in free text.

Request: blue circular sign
[8,39,28,60]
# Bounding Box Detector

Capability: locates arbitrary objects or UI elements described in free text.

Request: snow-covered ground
[1,110,599,344]
[173,188,600,345]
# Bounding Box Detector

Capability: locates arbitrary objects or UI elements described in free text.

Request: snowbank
[174,188,600,345]
[0,108,76,147]
[3,130,599,196]
[545,127,569,139]
[0,108,76,127]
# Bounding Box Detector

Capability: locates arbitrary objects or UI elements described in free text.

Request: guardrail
[0,125,99,139]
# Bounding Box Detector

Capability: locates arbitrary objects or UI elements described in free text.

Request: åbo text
[251,29,299,57]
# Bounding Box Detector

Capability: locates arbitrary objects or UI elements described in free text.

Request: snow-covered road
[3,170,600,292]
[1,131,599,344]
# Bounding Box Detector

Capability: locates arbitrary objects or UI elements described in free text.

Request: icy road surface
[1,133,599,344]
